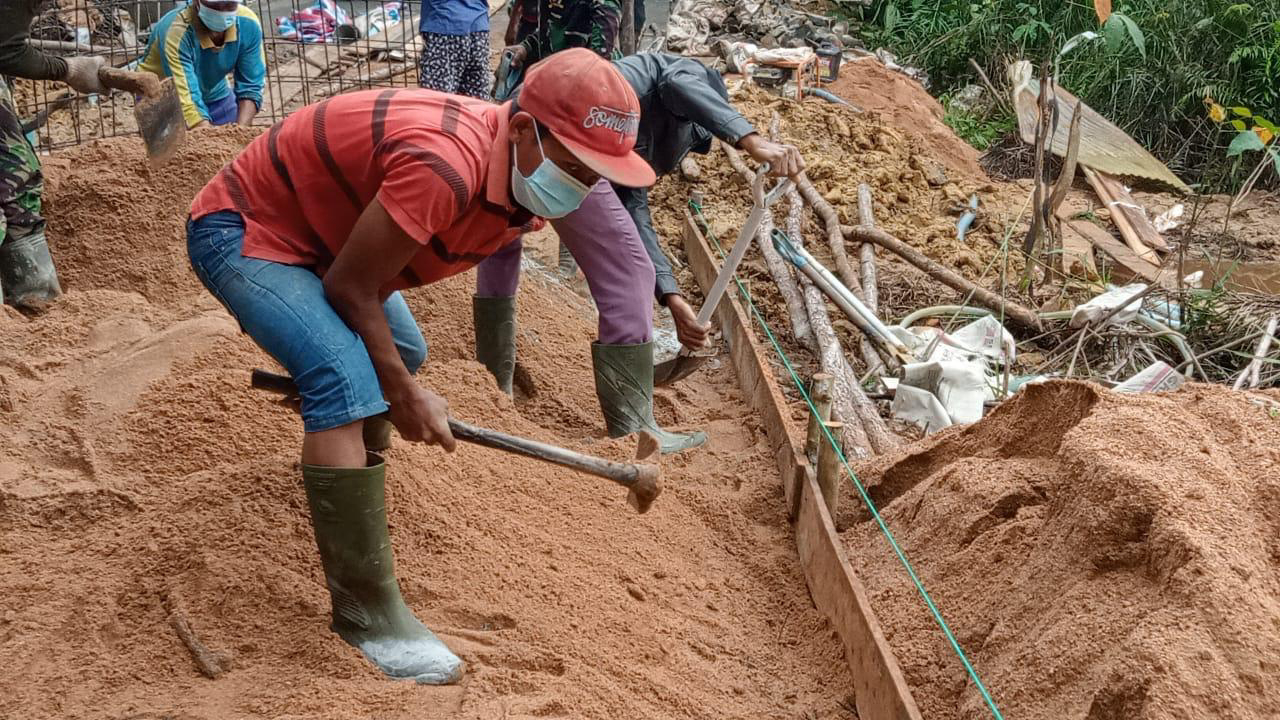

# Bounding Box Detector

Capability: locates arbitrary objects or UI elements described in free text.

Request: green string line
[689,200,1006,720]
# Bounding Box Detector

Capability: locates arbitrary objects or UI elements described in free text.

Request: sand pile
[843,380,1280,719]
[0,128,853,717]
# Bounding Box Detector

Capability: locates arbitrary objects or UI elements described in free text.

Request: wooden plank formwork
[681,209,922,720]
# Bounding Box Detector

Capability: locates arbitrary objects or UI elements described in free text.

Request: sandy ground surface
[844,381,1280,719]
[0,127,855,719]
[644,57,1280,719]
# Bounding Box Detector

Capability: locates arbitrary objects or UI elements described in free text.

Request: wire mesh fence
[13,0,423,153]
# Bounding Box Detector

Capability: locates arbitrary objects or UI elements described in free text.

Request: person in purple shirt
[417,0,491,99]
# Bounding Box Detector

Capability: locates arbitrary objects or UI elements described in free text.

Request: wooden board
[1083,167,1164,262]
[682,209,923,720]
[1057,212,1168,286]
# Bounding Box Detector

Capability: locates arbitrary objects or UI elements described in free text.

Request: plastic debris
[1069,283,1146,329]
[1153,203,1185,234]
[1113,361,1186,393]
[895,361,988,431]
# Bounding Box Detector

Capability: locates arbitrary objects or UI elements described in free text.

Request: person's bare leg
[301,421,366,467]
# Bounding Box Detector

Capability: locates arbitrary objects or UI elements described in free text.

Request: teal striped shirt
[139,3,266,127]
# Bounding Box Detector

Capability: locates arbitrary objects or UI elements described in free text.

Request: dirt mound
[842,380,1280,720]
[42,125,261,304]
[826,56,984,180]
[649,85,1029,311]
[0,128,853,718]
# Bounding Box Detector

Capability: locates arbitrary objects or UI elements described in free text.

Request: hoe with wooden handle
[250,369,662,513]
[653,165,792,386]
[97,67,187,168]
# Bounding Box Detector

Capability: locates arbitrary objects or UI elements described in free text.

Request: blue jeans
[187,211,428,433]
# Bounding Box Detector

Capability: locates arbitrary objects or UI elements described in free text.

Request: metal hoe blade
[134,78,187,168]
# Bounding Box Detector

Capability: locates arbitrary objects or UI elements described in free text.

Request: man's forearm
[236,99,257,126]
[0,3,67,80]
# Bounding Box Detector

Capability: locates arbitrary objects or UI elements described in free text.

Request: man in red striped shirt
[186,49,653,685]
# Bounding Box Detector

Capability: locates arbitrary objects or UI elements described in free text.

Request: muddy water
[1182,258,1280,294]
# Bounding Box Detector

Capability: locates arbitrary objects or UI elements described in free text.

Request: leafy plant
[851,0,1280,190]
[1205,100,1277,227]
[941,93,1016,150]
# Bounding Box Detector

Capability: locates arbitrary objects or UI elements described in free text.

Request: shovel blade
[653,351,709,387]
[134,78,187,168]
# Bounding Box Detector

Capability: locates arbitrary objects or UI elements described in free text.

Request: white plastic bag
[1070,284,1146,329]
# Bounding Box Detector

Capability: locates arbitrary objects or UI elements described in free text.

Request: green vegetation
[940,93,1016,150]
[849,1,1280,189]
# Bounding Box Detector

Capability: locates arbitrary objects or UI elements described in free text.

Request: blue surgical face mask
[197,2,237,32]
[510,124,591,219]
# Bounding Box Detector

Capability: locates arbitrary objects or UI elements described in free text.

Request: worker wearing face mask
[0,1,108,311]
[472,53,804,455]
[139,0,266,128]
[186,49,651,685]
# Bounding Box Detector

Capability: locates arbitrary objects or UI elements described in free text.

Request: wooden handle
[249,370,661,512]
[98,67,161,97]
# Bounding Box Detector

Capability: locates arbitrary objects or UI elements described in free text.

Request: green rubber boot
[362,414,393,452]
[473,295,516,396]
[0,231,61,311]
[591,341,707,455]
[302,455,464,685]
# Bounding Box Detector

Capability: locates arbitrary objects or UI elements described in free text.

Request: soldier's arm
[0,1,69,80]
[587,0,621,58]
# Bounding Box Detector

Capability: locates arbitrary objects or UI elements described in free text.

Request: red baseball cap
[518,49,656,188]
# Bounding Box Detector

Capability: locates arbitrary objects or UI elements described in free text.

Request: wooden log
[794,173,888,378]
[816,421,844,519]
[765,118,894,455]
[856,184,880,313]
[681,209,923,720]
[855,184,889,380]
[803,373,834,461]
[722,140,814,350]
[795,174,863,298]
[843,224,1043,331]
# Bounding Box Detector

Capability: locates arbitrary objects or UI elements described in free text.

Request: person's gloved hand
[739,132,805,178]
[63,56,107,95]
[667,294,711,350]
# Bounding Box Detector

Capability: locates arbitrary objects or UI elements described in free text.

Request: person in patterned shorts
[417,0,491,99]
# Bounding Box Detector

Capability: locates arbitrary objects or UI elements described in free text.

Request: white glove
[63,56,107,95]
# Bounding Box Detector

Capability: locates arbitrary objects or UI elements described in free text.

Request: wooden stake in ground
[804,373,834,461]
[816,421,844,519]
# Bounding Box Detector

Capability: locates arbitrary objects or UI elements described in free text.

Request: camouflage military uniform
[0,76,58,309]
[515,0,621,66]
